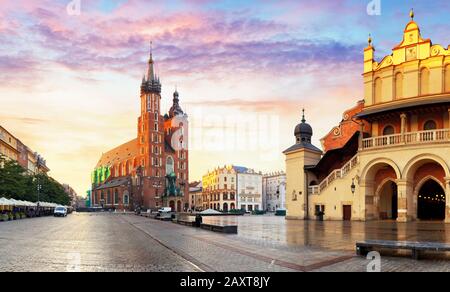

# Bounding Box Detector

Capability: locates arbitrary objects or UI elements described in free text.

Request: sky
[1,0,449,197]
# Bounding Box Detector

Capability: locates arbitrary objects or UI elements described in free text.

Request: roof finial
[301,108,306,123]
[150,41,153,60]
[410,8,414,20]
[368,33,372,46]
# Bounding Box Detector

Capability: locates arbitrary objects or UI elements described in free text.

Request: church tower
[283,110,322,220]
[138,43,164,179]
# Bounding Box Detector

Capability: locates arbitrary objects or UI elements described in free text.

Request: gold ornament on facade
[333,127,341,136]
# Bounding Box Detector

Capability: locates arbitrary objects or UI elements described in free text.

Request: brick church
[91,48,189,212]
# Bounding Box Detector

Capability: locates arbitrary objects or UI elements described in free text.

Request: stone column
[360,180,375,221]
[445,177,450,223]
[358,123,364,150]
[400,113,407,143]
[396,179,413,222]
[447,108,450,135]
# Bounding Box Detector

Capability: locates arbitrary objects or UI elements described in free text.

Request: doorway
[343,205,352,221]
[418,180,445,221]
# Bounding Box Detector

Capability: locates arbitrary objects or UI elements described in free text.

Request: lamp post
[351,179,356,195]
[35,155,45,217]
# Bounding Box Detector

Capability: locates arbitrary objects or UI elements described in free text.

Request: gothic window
[420,67,430,95]
[383,125,395,136]
[114,189,119,205]
[154,123,158,131]
[395,72,403,99]
[374,77,382,103]
[146,95,151,112]
[166,156,174,174]
[423,120,437,131]
[123,193,129,205]
[106,190,111,204]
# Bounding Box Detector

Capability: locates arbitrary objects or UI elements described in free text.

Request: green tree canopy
[0,154,70,205]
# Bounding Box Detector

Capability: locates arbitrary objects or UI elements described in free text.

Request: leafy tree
[0,154,70,205]
[0,155,28,199]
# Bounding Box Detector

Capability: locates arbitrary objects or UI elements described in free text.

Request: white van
[54,206,68,217]
[158,207,172,213]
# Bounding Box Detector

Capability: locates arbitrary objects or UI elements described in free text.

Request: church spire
[141,41,161,94]
[147,41,155,81]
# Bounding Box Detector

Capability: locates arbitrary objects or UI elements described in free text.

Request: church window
[123,194,129,205]
[114,189,119,205]
[154,123,158,131]
[166,156,174,174]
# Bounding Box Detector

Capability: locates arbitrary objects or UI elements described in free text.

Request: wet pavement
[201,215,450,251]
[1,213,450,271]
[0,213,200,272]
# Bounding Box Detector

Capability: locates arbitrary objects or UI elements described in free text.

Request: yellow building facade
[285,12,450,223]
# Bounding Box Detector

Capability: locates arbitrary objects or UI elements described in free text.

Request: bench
[356,240,450,260]
[175,219,196,227]
[200,223,238,234]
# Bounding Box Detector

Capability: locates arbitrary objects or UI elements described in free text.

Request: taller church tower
[138,44,164,179]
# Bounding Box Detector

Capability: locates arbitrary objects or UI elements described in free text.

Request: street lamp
[351,179,356,195]
[35,155,45,217]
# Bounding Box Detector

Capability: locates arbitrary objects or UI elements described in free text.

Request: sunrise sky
[1,0,449,197]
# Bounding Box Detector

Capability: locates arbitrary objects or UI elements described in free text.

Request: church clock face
[406,47,417,61]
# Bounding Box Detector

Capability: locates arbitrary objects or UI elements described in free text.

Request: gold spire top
[410,8,414,20]
[368,34,372,46]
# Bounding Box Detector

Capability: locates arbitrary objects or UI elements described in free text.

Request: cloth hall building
[91,51,189,212]
[284,11,450,222]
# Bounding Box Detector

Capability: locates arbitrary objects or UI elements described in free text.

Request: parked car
[54,206,68,217]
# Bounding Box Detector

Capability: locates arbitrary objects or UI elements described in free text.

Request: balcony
[308,154,359,196]
[362,129,450,150]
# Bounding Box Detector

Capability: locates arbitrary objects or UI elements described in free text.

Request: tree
[0,155,28,199]
[0,154,70,205]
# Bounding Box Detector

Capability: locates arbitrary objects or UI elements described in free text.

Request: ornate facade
[284,11,450,222]
[91,50,189,212]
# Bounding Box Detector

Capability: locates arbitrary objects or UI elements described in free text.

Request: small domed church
[91,48,189,212]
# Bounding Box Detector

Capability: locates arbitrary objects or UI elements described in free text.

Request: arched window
[420,67,430,95]
[106,190,111,204]
[445,65,450,93]
[383,125,395,136]
[395,72,403,99]
[114,189,119,205]
[166,156,174,174]
[423,120,437,131]
[123,193,129,205]
[374,78,382,103]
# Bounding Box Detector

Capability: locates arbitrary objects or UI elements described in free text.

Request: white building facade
[236,167,263,212]
[263,172,286,212]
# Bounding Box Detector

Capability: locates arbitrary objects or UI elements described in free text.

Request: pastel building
[284,11,450,222]
[263,172,286,212]
[202,166,237,211]
[236,167,263,212]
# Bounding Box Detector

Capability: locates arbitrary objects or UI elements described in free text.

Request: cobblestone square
[1,213,449,272]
